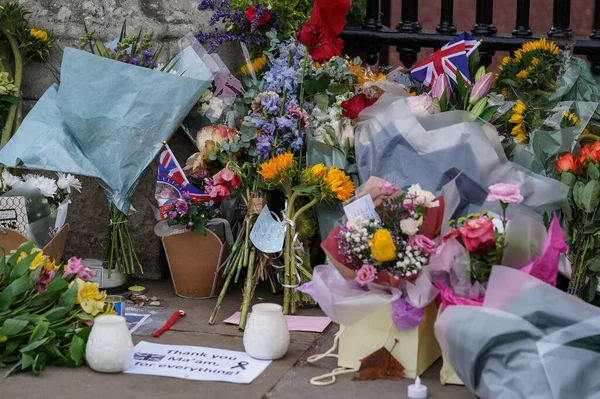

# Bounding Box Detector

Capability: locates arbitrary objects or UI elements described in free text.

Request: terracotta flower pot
[161,229,227,299]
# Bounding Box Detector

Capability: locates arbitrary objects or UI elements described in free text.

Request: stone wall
[17,0,239,279]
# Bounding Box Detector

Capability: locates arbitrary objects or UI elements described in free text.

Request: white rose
[400,218,419,236]
[406,94,440,118]
[406,183,439,208]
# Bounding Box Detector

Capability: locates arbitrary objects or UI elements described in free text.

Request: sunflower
[516,57,540,79]
[240,54,268,77]
[29,28,49,42]
[311,163,327,178]
[301,163,327,185]
[258,152,295,183]
[514,38,559,63]
[563,110,581,127]
[324,166,355,201]
[509,100,529,144]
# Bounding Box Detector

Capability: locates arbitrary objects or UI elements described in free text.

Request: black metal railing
[342,0,600,76]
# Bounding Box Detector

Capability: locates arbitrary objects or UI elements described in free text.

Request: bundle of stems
[104,203,142,276]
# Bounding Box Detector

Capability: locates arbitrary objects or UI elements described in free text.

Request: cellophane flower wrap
[297,179,442,331]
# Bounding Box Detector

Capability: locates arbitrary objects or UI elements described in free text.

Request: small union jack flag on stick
[410,33,481,88]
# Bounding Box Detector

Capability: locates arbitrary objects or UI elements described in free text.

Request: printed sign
[86,266,103,286]
[124,341,272,384]
[343,195,380,222]
[250,206,286,253]
[0,196,29,237]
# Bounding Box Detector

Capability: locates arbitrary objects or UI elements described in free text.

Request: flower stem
[0,30,23,149]
[239,246,257,330]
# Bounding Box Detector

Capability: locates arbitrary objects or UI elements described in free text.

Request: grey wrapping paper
[435,266,600,399]
[354,93,568,217]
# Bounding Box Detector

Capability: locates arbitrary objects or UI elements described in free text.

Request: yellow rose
[71,278,107,316]
[368,229,397,262]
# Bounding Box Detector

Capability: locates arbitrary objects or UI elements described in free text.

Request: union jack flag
[411,33,481,88]
[156,145,210,219]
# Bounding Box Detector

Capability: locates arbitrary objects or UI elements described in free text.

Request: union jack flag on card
[410,32,480,88]
[155,145,210,219]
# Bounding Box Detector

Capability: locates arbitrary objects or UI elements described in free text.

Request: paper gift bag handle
[306,326,359,386]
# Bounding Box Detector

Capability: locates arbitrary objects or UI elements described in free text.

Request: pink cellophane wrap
[297,263,439,330]
[426,214,566,310]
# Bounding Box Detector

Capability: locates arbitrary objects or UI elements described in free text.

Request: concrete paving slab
[1,331,310,399]
[266,359,474,399]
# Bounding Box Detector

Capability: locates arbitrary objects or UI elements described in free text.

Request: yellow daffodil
[71,278,107,316]
[368,229,397,262]
[29,28,49,42]
[240,54,268,77]
[258,152,294,182]
[324,166,355,201]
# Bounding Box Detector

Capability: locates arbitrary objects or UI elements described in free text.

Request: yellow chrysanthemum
[311,163,327,178]
[240,54,268,77]
[563,110,581,127]
[324,166,355,201]
[29,28,49,42]
[71,278,107,316]
[514,38,559,62]
[258,152,294,181]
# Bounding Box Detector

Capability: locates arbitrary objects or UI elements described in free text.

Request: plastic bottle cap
[408,376,428,399]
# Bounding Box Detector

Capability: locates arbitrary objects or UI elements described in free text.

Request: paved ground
[1,280,473,399]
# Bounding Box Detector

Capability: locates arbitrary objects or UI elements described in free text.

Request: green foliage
[0,243,96,376]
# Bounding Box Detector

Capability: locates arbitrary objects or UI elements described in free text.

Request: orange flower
[556,153,578,174]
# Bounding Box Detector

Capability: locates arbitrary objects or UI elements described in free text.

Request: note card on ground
[124,341,271,384]
[343,195,380,222]
[250,205,286,253]
[224,312,332,333]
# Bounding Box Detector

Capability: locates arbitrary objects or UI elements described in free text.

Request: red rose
[341,94,377,119]
[296,23,321,48]
[556,153,578,174]
[458,217,496,254]
[245,4,271,26]
[305,0,351,62]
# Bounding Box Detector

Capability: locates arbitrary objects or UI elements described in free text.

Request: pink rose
[459,217,496,254]
[409,234,437,254]
[486,183,523,204]
[378,181,399,196]
[355,265,376,286]
[213,168,242,190]
[64,257,94,280]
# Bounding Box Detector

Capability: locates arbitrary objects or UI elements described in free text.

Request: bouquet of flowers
[0,25,213,276]
[556,141,600,301]
[0,3,53,148]
[0,243,106,376]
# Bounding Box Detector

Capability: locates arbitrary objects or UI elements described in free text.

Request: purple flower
[182,192,191,199]
[187,222,195,228]
[276,116,295,130]
[176,200,189,215]
[256,119,276,135]
[260,95,281,115]
[256,135,272,159]
[142,50,154,58]
[132,57,140,65]
[169,211,178,220]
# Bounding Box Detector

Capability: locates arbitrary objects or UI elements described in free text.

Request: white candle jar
[86,315,134,373]
[243,303,290,360]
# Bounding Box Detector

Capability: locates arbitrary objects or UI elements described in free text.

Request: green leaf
[45,277,68,293]
[4,339,19,357]
[1,95,20,104]
[561,171,576,188]
[455,71,467,100]
[327,83,350,96]
[69,335,85,365]
[94,40,110,58]
[11,251,38,280]
[0,335,6,344]
[58,281,78,311]
[21,353,34,370]
[573,181,585,210]
[29,321,49,343]
[585,274,598,302]
[313,92,329,111]
[19,339,46,353]
[582,180,600,213]
[32,353,48,375]
[42,307,69,322]
[5,360,22,377]
[589,163,600,180]
[478,105,500,122]
[0,319,29,337]
[589,258,600,272]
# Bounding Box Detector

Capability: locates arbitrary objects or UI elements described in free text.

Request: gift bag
[437,307,463,385]
[338,302,440,379]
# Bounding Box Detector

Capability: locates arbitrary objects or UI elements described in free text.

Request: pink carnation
[486,183,523,204]
[355,265,376,286]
